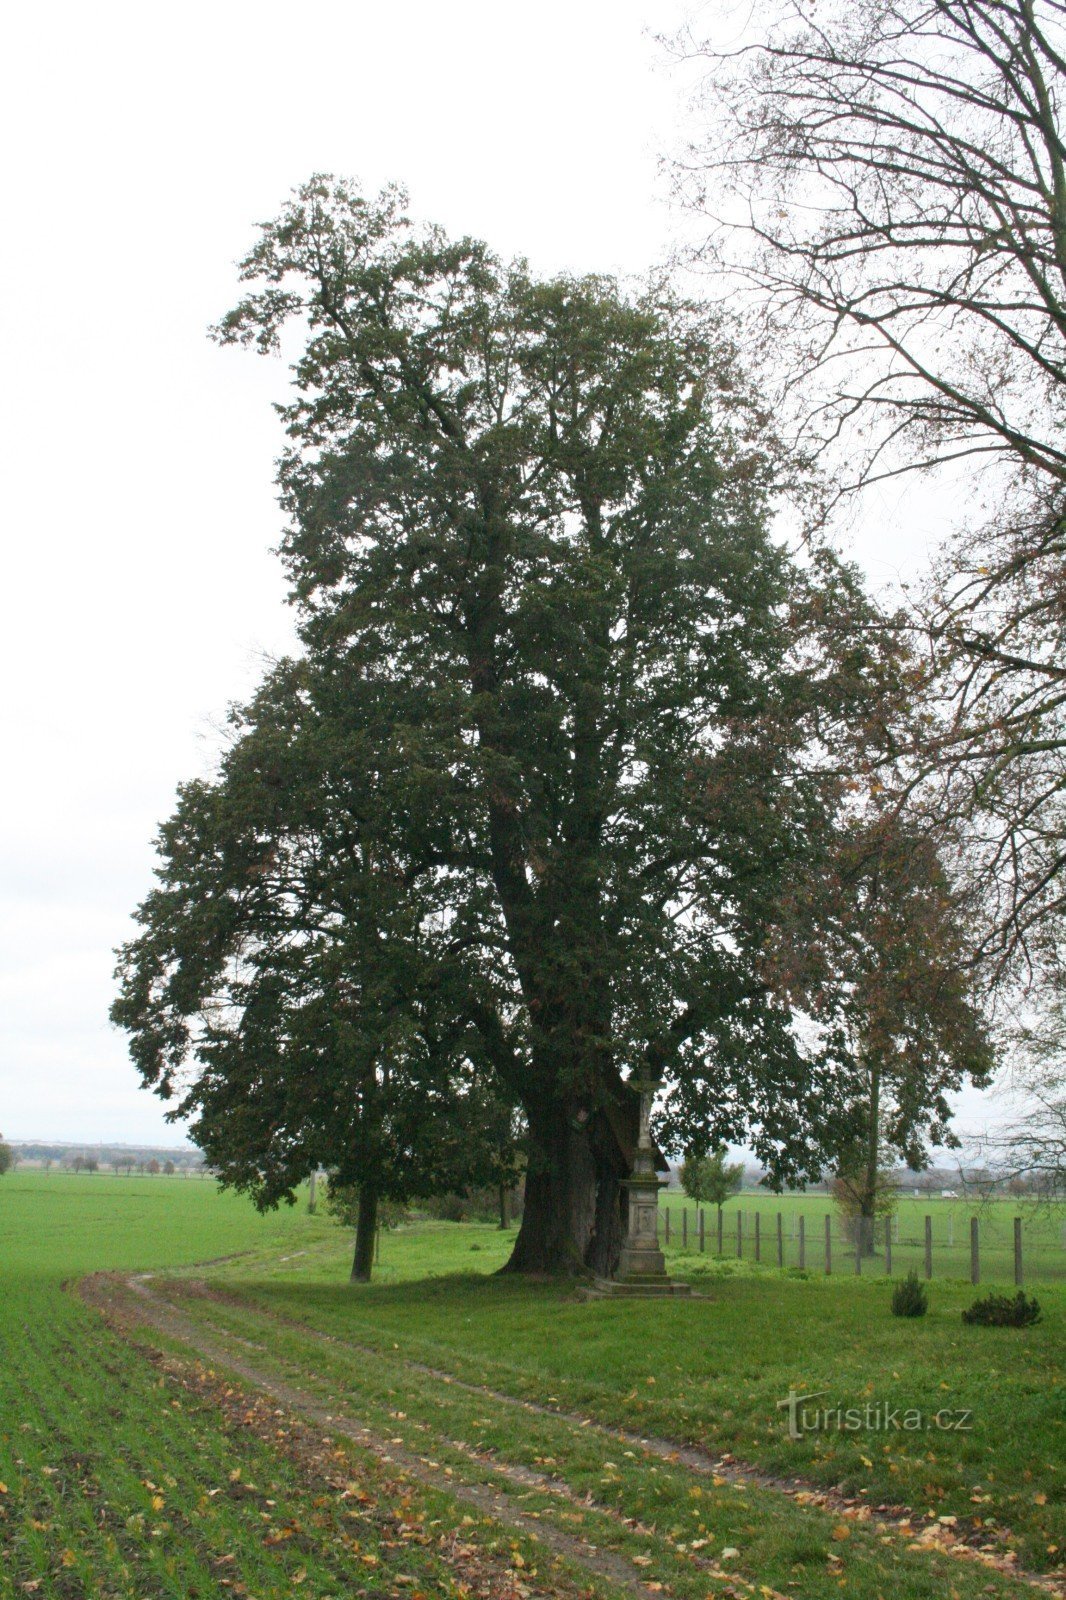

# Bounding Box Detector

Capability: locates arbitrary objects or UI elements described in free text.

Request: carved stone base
[582,1275,693,1298]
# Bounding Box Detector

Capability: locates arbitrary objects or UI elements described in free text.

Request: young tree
[676,1,1066,982]
[0,1139,12,1176]
[679,1147,744,1209]
[762,805,993,1249]
[115,178,906,1276]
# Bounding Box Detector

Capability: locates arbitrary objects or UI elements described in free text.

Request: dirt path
[82,1272,690,1600]
[81,1271,1063,1600]
[140,1272,1065,1598]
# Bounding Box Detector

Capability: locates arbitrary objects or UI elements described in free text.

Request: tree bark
[858,1061,881,1256]
[500,1100,627,1276]
[350,1186,378,1282]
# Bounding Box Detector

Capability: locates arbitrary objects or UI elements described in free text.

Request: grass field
[657,1191,1066,1283]
[658,1189,1066,1286]
[1,1172,1063,1600]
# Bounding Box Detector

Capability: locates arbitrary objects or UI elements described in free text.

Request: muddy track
[81,1271,1064,1600]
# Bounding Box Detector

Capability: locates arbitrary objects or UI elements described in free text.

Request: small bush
[891,1270,928,1318]
[962,1290,1041,1327]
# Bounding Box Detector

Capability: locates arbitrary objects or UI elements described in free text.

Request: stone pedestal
[616,1171,668,1280]
[590,1079,690,1298]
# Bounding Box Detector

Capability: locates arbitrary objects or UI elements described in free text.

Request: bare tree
[675,0,1066,980]
[980,997,1066,1193]
[676,0,1066,494]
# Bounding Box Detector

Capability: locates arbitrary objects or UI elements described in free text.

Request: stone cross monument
[593,1078,691,1296]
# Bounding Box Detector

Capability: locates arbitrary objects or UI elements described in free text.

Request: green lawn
[1,1171,1063,1600]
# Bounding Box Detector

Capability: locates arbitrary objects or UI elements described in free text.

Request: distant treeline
[11,1142,207,1172]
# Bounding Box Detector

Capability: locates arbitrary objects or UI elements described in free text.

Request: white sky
[0,0,990,1148]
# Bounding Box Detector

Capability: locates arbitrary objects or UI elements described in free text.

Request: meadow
[0,1170,1062,1600]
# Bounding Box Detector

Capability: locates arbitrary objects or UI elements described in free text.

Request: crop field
[0,1172,1063,1600]
[658,1191,1066,1284]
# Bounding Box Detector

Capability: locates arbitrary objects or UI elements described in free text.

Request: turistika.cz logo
[777,1389,974,1441]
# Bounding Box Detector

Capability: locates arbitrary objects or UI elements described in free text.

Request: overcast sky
[0,0,993,1149]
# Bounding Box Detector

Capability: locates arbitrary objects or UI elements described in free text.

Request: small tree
[680,1147,744,1214]
[163,1159,175,1175]
[0,1139,12,1176]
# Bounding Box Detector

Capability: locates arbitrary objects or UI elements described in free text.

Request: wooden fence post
[699,1208,705,1253]
[798,1214,806,1270]
[971,1216,980,1285]
[664,1208,670,1244]
[717,1206,724,1256]
[825,1214,831,1274]
[1014,1217,1023,1287]
[755,1212,761,1263]
[885,1215,892,1274]
[855,1219,862,1274]
[682,1208,688,1248]
[924,1215,933,1280]
[776,1212,783,1267]
[737,1211,743,1258]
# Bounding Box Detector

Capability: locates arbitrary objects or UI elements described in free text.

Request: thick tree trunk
[500,1100,627,1276]
[350,1186,378,1282]
[498,1182,509,1230]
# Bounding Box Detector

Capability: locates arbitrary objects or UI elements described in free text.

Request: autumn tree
[676,0,1066,983]
[760,805,993,1252]
[115,178,917,1276]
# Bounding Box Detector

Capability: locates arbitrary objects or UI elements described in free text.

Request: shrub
[425,1185,524,1225]
[891,1270,928,1318]
[962,1290,1041,1327]
[325,1183,408,1230]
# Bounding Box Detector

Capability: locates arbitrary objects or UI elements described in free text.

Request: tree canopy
[679,1147,745,1208]
[113,178,986,1275]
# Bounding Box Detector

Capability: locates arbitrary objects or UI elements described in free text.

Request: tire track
[138,1272,1064,1598]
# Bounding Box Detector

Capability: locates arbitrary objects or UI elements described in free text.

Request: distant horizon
[5,1137,197,1153]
